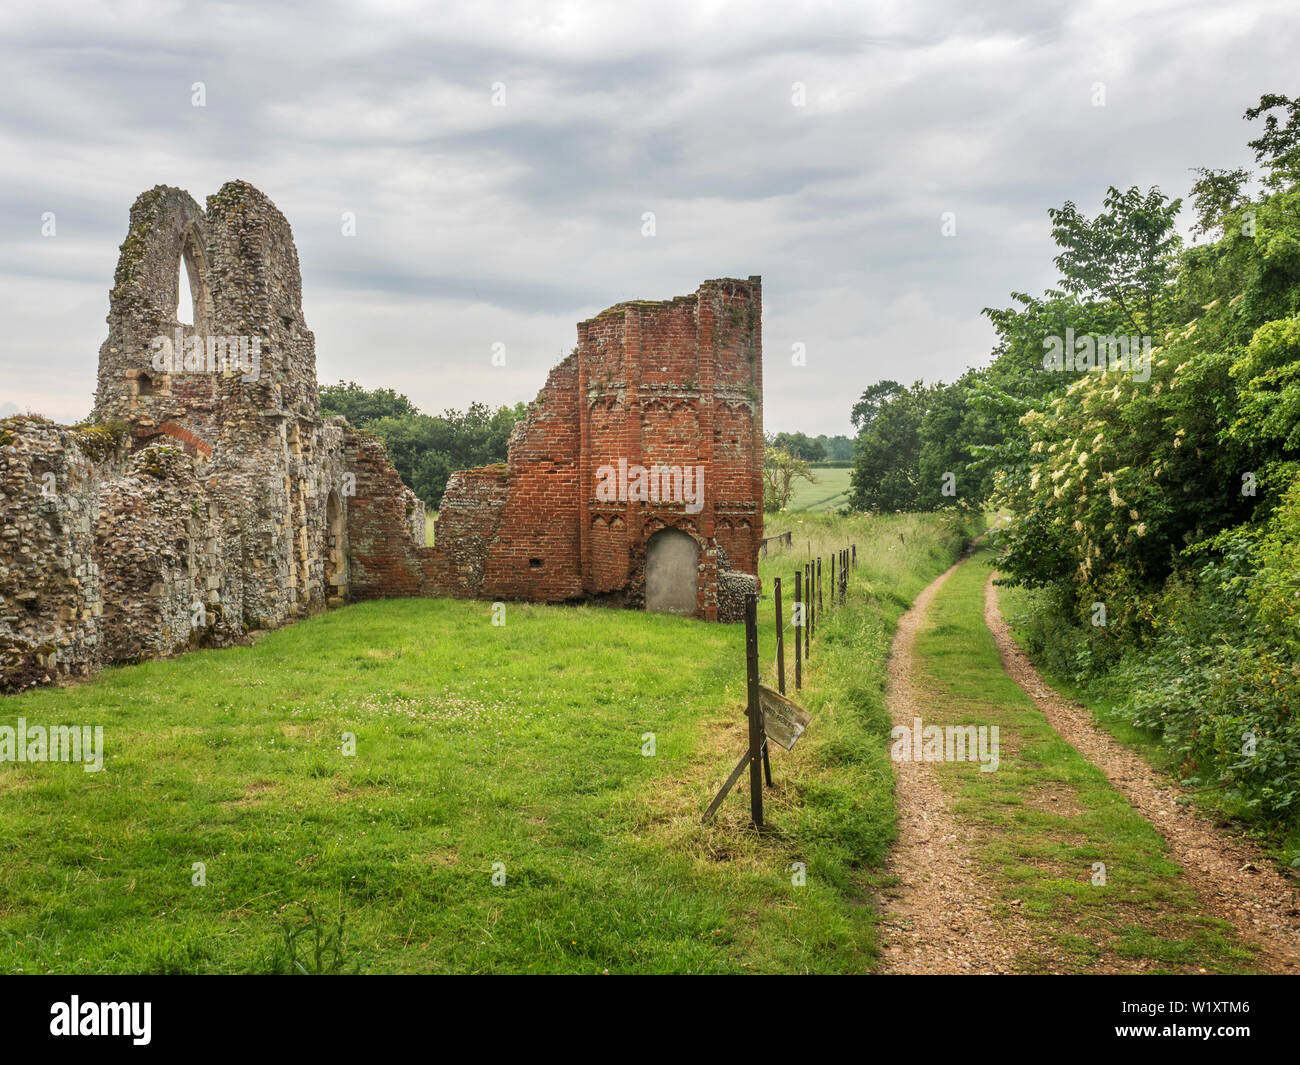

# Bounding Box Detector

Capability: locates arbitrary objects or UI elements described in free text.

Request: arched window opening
[176,253,195,326]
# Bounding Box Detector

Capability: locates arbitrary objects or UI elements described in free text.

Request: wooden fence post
[805,563,812,659]
[774,577,785,695]
[794,569,802,690]
[817,558,823,613]
[744,594,763,827]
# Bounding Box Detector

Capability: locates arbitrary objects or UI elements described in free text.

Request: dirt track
[875,557,1030,973]
[984,571,1300,973]
[875,552,1300,974]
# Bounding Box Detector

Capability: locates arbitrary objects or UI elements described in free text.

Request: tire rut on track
[985,571,1300,974]
[876,556,1031,974]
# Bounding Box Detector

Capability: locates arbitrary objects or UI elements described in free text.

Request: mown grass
[0,512,973,974]
[913,547,1258,973]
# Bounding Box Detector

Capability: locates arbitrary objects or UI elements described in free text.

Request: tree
[815,434,855,462]
[849,382,929,511]
[1047,185,1183,335]
[850,380,902,432]
[770,431,825,461]
[319,381,417,425]
[319,382,524,508]
[1188,167,1252,241]
[763,447,815,512]
[1245,92,1300,190]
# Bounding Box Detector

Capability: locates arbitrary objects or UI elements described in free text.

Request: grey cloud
[1,0,1297,438]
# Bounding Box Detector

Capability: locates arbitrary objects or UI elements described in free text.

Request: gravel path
[875,557,1031,973]
[985,572,1300,974]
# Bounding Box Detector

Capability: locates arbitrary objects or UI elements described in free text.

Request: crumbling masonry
[426,278,765,619]
[0,182,762,693]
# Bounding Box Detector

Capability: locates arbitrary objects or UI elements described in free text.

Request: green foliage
[1047,184,1183,335]
[1245,92,1300,190]
[843,92,1300,831]
[769,431,825,461]
[318,380,417,424]
[319,381,524,508]
[1188,166,1251,241]
[816,433,855,462]
[762,445,814,512]
[70,420,129,462]
[848,379,982,512]
[270,903,356,975]
[1233,314,1300,450]
[849,381,927,510]
[979,97,1300,830]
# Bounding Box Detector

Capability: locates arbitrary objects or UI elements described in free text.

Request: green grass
[911,546,1258,973]
[784,466,852,512]
[0,511,974,974]
[998,582,1300,869]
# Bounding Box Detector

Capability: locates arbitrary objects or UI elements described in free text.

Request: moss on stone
[71,420,129,462]
[111,188,164,295]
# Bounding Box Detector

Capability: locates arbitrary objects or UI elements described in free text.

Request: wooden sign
[759,685,810,750]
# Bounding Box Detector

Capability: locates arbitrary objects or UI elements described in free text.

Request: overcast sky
[1,0,1296,435]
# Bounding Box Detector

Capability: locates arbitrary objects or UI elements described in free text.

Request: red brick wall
[343,429,430,599]
[426,276,763,620]
[423,465,508,597]
[479,353,585,601]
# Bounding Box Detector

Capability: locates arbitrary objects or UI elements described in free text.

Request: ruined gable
[1,182,421,692]
[428,277,765,620]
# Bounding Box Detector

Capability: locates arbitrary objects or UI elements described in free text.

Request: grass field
[0,512,976,974]
[785,466,852,512]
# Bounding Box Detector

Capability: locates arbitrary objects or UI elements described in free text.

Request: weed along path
[985,572,1300,973]
[878,544,1281,974]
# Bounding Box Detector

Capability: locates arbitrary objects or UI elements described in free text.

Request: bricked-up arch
[645,527,699,615]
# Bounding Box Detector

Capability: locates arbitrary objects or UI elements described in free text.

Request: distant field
[786,466,852,512]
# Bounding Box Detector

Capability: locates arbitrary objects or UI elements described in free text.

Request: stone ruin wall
[0,180,765,693]
[0,181,410,692]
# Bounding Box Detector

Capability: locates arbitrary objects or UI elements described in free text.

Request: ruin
[0,181,763,693]
[426,277,765,620]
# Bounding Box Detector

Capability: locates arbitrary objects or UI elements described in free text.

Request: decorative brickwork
[428,278,764,620]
